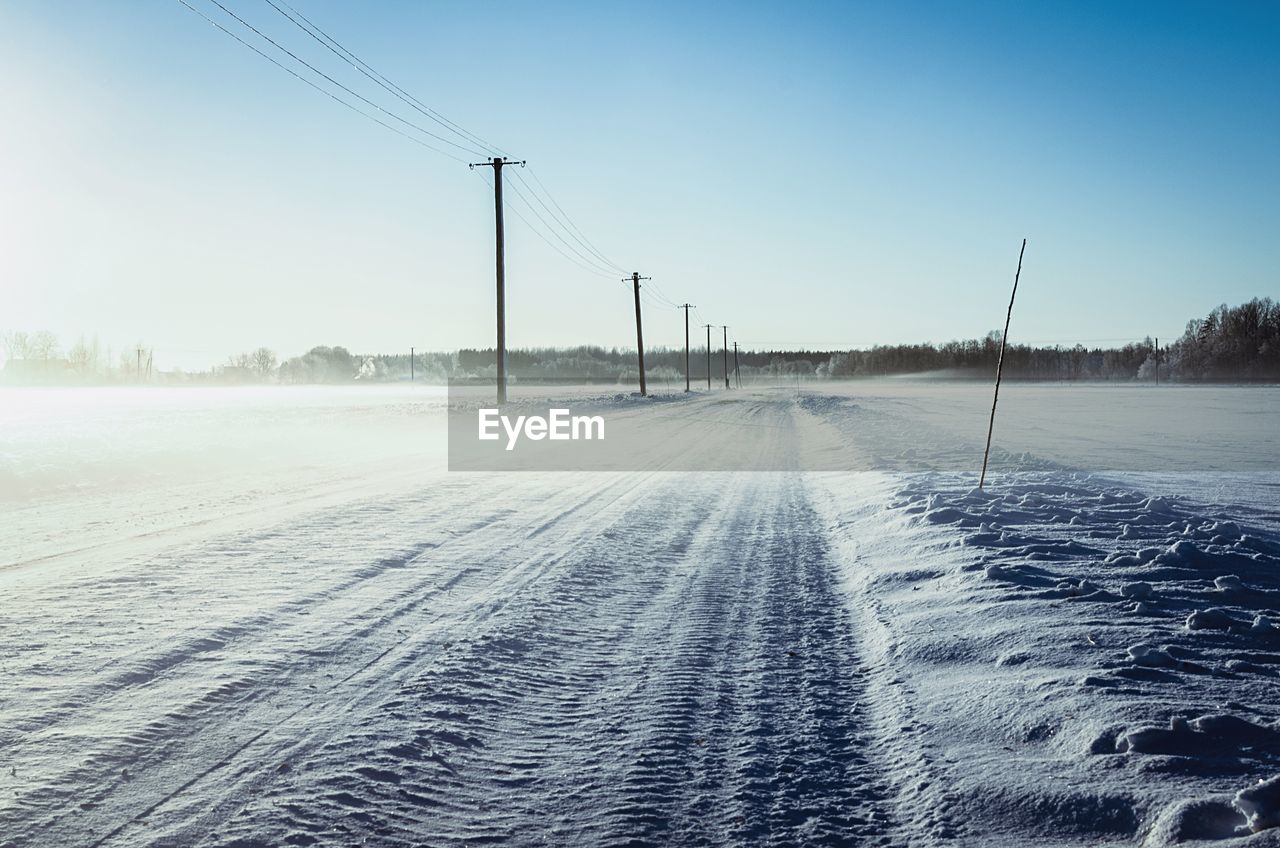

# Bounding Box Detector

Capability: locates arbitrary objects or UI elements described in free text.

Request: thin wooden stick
[979,238,1027,489]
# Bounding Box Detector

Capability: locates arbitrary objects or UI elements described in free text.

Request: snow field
[822,469,1280,845]
[2,384,1278,846]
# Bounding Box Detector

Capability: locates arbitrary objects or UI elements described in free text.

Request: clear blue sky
[2,0,1277,368]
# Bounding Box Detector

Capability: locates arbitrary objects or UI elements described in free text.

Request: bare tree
[68,335,94,375]
[3,331,31,361]
[28,331,58,363]
[251,347,277,378]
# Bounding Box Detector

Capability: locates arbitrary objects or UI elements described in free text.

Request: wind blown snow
[1,383,1277,847]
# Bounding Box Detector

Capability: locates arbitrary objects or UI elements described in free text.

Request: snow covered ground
[2,383,1278,846]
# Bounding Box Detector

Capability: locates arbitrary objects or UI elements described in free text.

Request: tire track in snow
[198,472,895,847]
[2,470,671,847]
[7,393,905,847]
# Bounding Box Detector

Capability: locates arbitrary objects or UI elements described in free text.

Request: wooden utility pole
[721,326,730,389]
[410,346,415,382]
[703,324,713,390]
[680,304,695,392]
[469,156,525,403]
[733,341,741,388]
[979,238,1028,489]
[1154,337,1160,386]
[625,272,651,396]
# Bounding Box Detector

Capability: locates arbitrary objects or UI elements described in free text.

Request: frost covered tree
[1170,298,1280,381]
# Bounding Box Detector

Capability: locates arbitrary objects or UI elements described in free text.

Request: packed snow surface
[1,383,1278,847]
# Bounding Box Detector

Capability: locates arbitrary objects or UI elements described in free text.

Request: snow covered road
[2,385,1278,846]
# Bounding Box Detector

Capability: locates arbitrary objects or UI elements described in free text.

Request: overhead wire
[642,278,680,307]
[521,166,629,274]
[198,0,488,157]
[502,177,624,278]
[641,294,680,317]
[509,169,629,277]
[472,170,617,282]
[641,284,680,309]
[259,0,505,158]
[175,0,470,163]
[179,0,694,317]
[256,0,636,286]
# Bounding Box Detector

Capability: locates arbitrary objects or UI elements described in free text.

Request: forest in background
[4,298,1278,385]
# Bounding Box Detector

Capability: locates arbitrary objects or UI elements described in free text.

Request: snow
[2,382,1279,846]
[1122,581,1155,599]
[1237,776,1280,834]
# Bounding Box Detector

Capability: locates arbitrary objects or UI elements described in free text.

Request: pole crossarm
[469,158,525,170]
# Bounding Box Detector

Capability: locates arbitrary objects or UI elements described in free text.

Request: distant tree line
[452,299,1280,383]
[814,298,1280,382]
[4,298,1278,385]
[1,331,156,383]
[816,332,1160,381]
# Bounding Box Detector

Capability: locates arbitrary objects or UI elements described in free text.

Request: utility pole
[721,326,730,389]
[469,156,525,404]
[733,341,741,388]
[679,304,695,391]
[703,324,713,390]
[625,272,651,396]
[1154,337,1160,387]
[410,346,415,382]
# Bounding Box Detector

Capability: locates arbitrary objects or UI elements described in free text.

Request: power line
[638,288,669,309]
[644,287,679,309]
[631,275,678,309]
[503,177,622,278]
[275,0,506,157]
[473,170,616,281]
[509,169,628,277]
[257,0,640,290]
[258,0,637,288]
[642,278,680,308]
[260,0,503,158]
[179,0,669,341]
[175,0,470,162]
[522,166,628,273]
[198,0,488,157]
